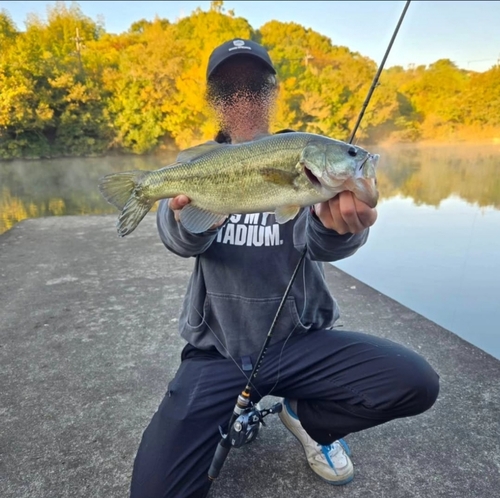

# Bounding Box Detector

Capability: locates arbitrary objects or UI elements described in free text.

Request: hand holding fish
[169,195,190,222]
[314,191,378,235]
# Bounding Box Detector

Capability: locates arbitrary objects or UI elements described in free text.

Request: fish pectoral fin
[179,205,227,234]
[274,205,301,224]
[176,142,226,163]
[260,168,298,187]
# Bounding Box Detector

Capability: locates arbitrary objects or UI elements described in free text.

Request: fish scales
[143,133,313,214]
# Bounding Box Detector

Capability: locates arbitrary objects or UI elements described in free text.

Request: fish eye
[348,147,357,157]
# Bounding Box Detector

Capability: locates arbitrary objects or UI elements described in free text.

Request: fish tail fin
[117,195,155,237]
[98,170,154,237]
[98,170,149,210]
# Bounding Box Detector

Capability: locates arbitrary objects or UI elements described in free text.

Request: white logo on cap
[228,39,252,52]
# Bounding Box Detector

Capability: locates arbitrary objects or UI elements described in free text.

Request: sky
[2,1,499,72]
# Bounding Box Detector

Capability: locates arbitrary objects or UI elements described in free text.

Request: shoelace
[319,442,340,468]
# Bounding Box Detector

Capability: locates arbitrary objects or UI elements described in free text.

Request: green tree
[103,19,181,154]
[0,2,111,158]
[259,20,381,141]
[461,66,500,127]
[0,10,17,44]
[400,59,469,140]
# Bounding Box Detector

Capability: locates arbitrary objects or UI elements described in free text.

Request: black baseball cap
[206,39,276,79]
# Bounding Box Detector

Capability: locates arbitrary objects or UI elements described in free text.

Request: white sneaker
[279,398,354,485]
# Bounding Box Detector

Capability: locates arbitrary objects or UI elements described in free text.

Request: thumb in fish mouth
[343,177,379,208]
[313,191,378,234]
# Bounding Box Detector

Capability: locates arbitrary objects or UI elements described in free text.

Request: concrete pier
[1,214,499,498]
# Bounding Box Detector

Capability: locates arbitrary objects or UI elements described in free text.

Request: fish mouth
[356,153,379,176]
[357,154,370,171]
[303,166,321,187]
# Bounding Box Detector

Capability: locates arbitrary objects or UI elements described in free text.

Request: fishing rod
[348,0,412,144]
[206,0,412,489]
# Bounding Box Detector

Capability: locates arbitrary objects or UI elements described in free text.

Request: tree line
[1,1,499,160]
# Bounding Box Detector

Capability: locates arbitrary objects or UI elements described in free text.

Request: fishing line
[206,0,412,488]
[190,304,266,399]
[448,206,479,334]
[189,222,311,398]
[190,237,310,400]
[264,258,309,398]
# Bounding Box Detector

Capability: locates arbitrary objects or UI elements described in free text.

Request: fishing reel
[226,401,283,448]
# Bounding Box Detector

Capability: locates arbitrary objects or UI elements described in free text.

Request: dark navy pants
[130,330,439,498]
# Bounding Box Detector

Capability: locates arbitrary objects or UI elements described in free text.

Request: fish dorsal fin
[260,168,298,187]
[274,205,301,224]
[179,204,227,233]
[176,142,226,163]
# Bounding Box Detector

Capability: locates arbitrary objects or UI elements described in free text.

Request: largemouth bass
[98,132,379,237]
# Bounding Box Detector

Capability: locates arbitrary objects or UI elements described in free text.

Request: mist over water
[0,152,178,234]
[1,144,499,359]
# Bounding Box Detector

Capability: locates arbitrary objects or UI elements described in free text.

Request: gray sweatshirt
[157,200,369,359]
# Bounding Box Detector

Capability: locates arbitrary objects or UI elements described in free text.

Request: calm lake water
[1,144,499,359]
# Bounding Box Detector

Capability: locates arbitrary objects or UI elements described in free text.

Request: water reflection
[0,153,177,234]
[1,145,499,235]
[375,144,500,209]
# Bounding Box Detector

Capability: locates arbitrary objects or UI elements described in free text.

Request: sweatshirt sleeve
[293,208,369,262]
[156,199,220,258]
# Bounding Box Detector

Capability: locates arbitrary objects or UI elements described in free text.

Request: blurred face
[207,56,278,141]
